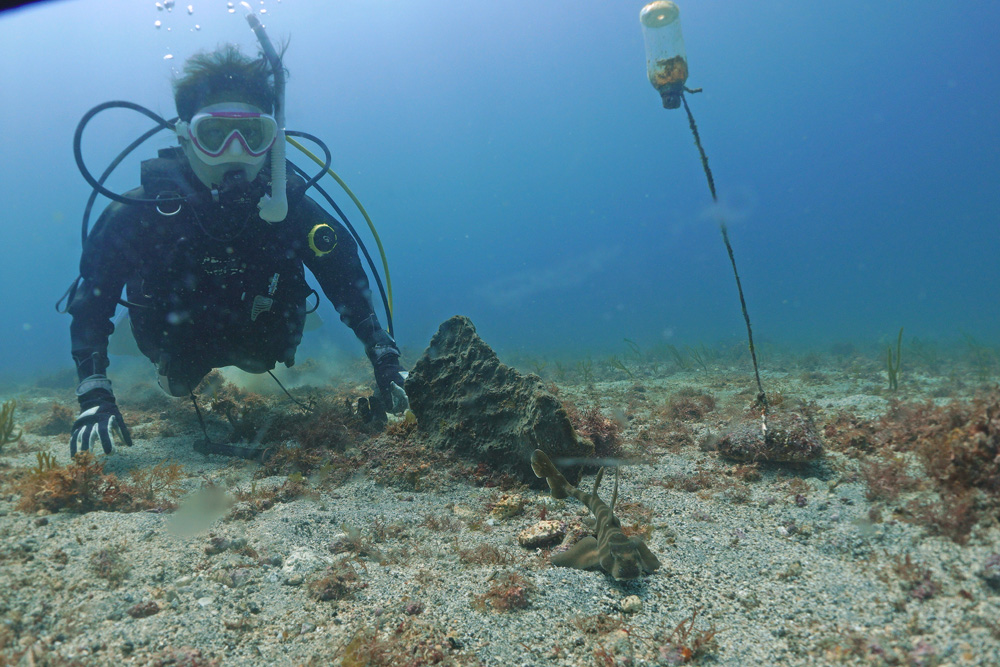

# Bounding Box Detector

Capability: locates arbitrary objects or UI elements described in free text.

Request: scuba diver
[67,40,408,455]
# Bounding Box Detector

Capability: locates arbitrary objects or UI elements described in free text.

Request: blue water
[1,0,998,384]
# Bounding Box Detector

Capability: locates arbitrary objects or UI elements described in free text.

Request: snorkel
[242,2,287,222]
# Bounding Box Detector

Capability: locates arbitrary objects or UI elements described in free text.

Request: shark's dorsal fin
[593,467,605,496]
[611,466,620,511]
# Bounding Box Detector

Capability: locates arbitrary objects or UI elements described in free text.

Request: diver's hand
[386,376,410,414]
[70,377,133,455]
[375,360,409,414]
[368,331,409,414]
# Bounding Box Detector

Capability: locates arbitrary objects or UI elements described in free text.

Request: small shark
[530,449,660,580]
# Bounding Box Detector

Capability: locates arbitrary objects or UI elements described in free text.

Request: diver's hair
[173,43,287,121]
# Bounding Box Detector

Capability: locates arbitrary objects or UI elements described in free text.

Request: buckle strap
[76,374,113,397]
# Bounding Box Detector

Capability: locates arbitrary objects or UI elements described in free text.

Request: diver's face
[178,95,274,189]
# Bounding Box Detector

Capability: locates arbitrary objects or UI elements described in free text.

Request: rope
[681,92,769,427]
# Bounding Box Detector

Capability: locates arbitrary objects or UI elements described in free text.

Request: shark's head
[603,536,644,580]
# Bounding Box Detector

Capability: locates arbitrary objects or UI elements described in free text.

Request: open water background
[1,0,997,383]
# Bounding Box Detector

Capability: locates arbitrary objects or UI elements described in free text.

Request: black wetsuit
[68,148,395,390]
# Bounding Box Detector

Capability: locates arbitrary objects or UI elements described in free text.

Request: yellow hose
[285,135,393,316]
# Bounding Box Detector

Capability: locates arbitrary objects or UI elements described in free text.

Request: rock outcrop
[406,316,593,486]
[716,411,823,463]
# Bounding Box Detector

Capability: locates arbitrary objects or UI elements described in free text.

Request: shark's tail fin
[531,449,570,499]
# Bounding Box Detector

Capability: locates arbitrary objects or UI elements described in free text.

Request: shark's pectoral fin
[635,539,662,572]
[551,536,601,570]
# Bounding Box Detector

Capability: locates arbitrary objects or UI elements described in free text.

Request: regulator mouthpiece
[242,1,287,222]
[640,1,688,109]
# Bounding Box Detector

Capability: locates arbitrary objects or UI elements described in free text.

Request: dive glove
[372,351,409,414]
[70,375,133,455]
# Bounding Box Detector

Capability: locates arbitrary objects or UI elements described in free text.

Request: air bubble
[155,2,163,10]
[164,54,174,60]
[187,5,193,14]
[164,0,175,10]
[154,19,162,28]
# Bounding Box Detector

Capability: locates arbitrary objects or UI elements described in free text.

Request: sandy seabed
[1,349,999,667]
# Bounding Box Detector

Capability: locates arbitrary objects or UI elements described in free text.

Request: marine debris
[406,316,593,486]
[530,449,660,580]
[643,8,774,440]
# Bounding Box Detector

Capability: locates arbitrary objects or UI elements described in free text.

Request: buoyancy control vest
[128,148,312,368]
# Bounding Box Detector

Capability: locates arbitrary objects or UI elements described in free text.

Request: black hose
[60,101,180,312]
[284,130,332,195]
[80,121,172,245]
[288,160,394,338]
[73,100,181,206]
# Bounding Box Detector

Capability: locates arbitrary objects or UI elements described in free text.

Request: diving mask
[176,103,277,165]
